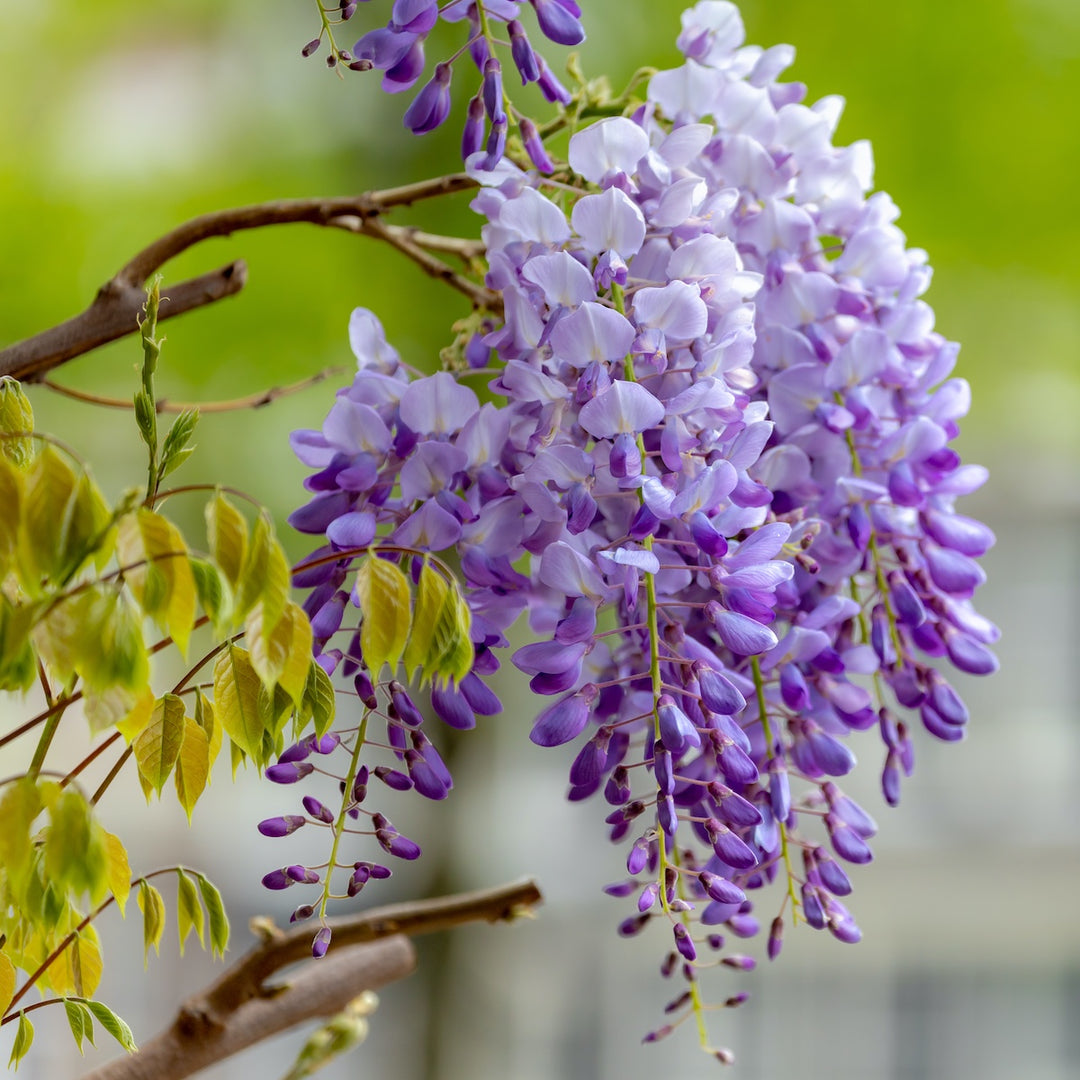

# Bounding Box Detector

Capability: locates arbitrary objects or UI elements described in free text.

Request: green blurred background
[2,2,1078,1078]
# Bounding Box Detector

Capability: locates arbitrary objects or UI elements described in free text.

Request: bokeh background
[1,0,1078,1077]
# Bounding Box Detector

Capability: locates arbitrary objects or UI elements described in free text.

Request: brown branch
[0,173,490,384]
[79,877,542,1080]
[79,938,416,1080]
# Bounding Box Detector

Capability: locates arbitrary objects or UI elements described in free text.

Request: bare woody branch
[80,878,542,1080]
[0,173,497,383]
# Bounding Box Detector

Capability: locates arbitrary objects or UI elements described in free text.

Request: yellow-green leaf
[213,645,266,763]
[301,660,336,740]
[176,870,205,955]
[137,881,165,966]
[235,511,288,626]
[246,600,312,703]
[115,687,155,743]
[103,831,132,917]
[8,1011,34,1070]
[354,555,411,678]
[60,927,103,998]
[402,561,449,684]
[205,491,248,592]
[174,717,210,821]
[195,874,229,958]
[0,592,36,693]
[0,458,21,576]
[0,376,35,468]
[403,563,472,686]
[0,777,42,881]
[116,509,197,656]
[44,788,108,904]
[64,997,94,1054]
[133,695,186,797]
[85,1000,137,1053]
[194,690,222,781]
[0,950,16,1015]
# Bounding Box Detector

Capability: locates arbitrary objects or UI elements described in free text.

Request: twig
[0,175,493,383]
[79,878,542,1080]
[41,364,348,414]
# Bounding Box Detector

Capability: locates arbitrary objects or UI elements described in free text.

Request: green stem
[138,277,163,501]
[26,708,63,782]
[318,711,370,920]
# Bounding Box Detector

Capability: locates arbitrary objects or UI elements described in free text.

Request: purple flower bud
[801,883,826,928]
[302,37,322,58]
[353,765,369,804]
[520,116,555,174]
[291,904,315,922]
[390,681,424,726]
[303,796,336,824]
[376,827,422,860]
[643,1024,675,1044]
[890,574,927,626]
[536,55,572,104]
[653,740,675,795]
[716,739,760,787]
[695,664,747,715]
[768,759,791,821]
[279,742,312,765]
[508,19,540,83]
[638,881,659,912]
[618,913,651,937]
[482,57,503,121]
[287,865,320,884]
[266,762,315,784]
[461,94,485,159]
[262,869,293,890]
[691,510,728,558]
[920,703,965,742]
[258,815,306,838]
[825,813,873,864]
[569,730,610,786]
[928,673,969,726]
[374,765,414,791]
[312,926,332,958]
[804,723,857,776]
[605,765,632,805]
[705,819,758,870]
[882,752,902,806]
[529,686,594,747]
[482,113,508,171]
[779,664,809,711]
[812,846,853,895]
[721,954,755,972]
[699,871,746,906]
[728,912,759,938]
[529,0,586,46]
[664,990,692,1014]
[341,3,357,19]
[405,749,450,800]
[309,732,340,755]
[603,880,636,898]
[767,916,784,960]
[673,923,697,962]
[657,794,678,837]
[657,694,701,755]
[708,782,763,827]
[627,836,649,876]
[943,626,998,675]
[403,62,453,134]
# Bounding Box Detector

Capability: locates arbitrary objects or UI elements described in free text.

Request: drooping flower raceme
[282,0,996,1061]
[303,0,582,167]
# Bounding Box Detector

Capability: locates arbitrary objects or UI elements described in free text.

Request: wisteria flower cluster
[278,0,996,1060]
[304,0,583,167]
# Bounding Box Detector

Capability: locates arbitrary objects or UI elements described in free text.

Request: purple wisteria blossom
[285,0,995,1059]
[304,0,581,163]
